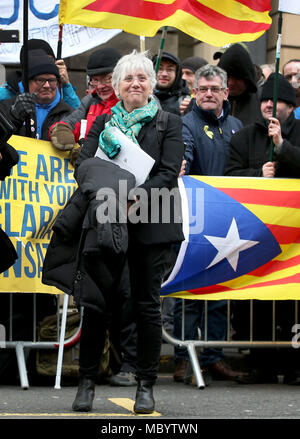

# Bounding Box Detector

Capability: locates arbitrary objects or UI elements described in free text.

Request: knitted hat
[218,43,257,93]
[152,51,181,70]
[181,56,208,72]
[27,50,60,80]
[261,72,296,106]
[20,39,55,65]
[86,47,121,77]
[213,42,249,61]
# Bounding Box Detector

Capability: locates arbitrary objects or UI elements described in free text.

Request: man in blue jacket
[173,64,244,384]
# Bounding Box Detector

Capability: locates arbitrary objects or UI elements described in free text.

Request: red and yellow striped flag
[59,0,272,46]
[161,176,300,301]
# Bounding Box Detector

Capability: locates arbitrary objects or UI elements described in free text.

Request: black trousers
[78,239,173,382]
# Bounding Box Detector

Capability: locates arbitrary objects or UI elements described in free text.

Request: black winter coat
[225,112,300,178]
[42,159,136,313]
[76,111,185,245]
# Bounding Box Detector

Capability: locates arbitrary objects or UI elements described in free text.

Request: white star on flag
[204,218,259,272]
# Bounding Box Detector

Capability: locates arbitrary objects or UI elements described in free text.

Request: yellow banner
[0,136,77,294]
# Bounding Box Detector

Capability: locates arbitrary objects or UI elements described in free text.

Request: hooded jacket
[153,52,190,116]
[218,44,261,126]
[225,111,300,178]
[182,100,243,175]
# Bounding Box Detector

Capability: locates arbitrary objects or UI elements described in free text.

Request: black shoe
[235,369,278,384]
[108,371,136,387]
[134,380,155,414]
[72,377,95,412]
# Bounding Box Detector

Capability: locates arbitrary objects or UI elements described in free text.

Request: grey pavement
[1,345,300,437]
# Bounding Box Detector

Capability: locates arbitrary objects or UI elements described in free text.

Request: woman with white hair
[70,51,185,414]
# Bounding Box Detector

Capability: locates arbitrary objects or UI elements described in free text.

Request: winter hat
[213,42,249,61]
[20,39,55,65]
[261,72,296,106]
[86,47,121,77]
[27,50,60,80]
[152,51,181,70]
[181,56,208,72]
[218,43,257,93]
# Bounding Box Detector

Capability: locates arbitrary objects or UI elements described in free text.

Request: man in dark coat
[152,52,190,116]
[0,50,72,140]
[225,73,300,384]
[218,43,261,126]
[0,51,72,383]
[183,64,243,176]
[173,65,244,385]
[225,73,300,178]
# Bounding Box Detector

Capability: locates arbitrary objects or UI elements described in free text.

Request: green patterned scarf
[99,97,159,158]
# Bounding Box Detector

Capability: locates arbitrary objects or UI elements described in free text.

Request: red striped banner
[59,0,272,46]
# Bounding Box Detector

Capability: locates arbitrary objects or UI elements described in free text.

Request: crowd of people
[0,38,300,413]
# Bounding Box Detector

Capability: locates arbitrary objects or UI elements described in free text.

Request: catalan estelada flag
[161,176,300,300]
[59,0,272,46]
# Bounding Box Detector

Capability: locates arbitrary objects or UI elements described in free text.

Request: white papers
[95,127,155,186]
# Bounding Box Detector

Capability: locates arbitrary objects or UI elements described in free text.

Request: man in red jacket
[49,47,121,161]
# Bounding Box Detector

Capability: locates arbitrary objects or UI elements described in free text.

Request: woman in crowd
[43,50,184,414]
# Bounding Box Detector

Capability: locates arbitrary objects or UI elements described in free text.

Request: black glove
[10,92,36,123]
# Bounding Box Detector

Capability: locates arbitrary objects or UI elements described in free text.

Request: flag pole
[155,26,168,73]
[269,10,283,161]
[57,24,63,60]
[23,0,32,137]
[140,36,145,52]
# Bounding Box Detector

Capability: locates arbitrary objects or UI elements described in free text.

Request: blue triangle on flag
[161,176,282,294]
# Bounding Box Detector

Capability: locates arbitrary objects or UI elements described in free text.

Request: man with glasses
[0,50,72,140]
[0,50,71,383]
[152,52,190,116]
[173,64,244,385]
[49,47,121,159]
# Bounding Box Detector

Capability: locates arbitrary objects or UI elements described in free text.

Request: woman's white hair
[112,50,156,98]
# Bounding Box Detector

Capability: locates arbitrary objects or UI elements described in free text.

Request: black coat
[42,158,136,313]
[225,112,300,178]
[0,142,19,273]
[76,111,185,245]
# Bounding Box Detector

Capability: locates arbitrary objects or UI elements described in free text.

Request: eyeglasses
[33,77,58,87]
[90,75,112,86]
[196,86,224,94]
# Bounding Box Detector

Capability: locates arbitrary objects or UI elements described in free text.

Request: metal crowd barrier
[1,293,81,390]
[162,298,300,389]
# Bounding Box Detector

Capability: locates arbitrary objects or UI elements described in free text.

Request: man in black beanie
[225,72,300,385]
[0,50,72,140]
[49,47,121,155]
[218,43,261,126]
[225,72,299,178]
[0,38,80,109]
[181,56,208,94]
